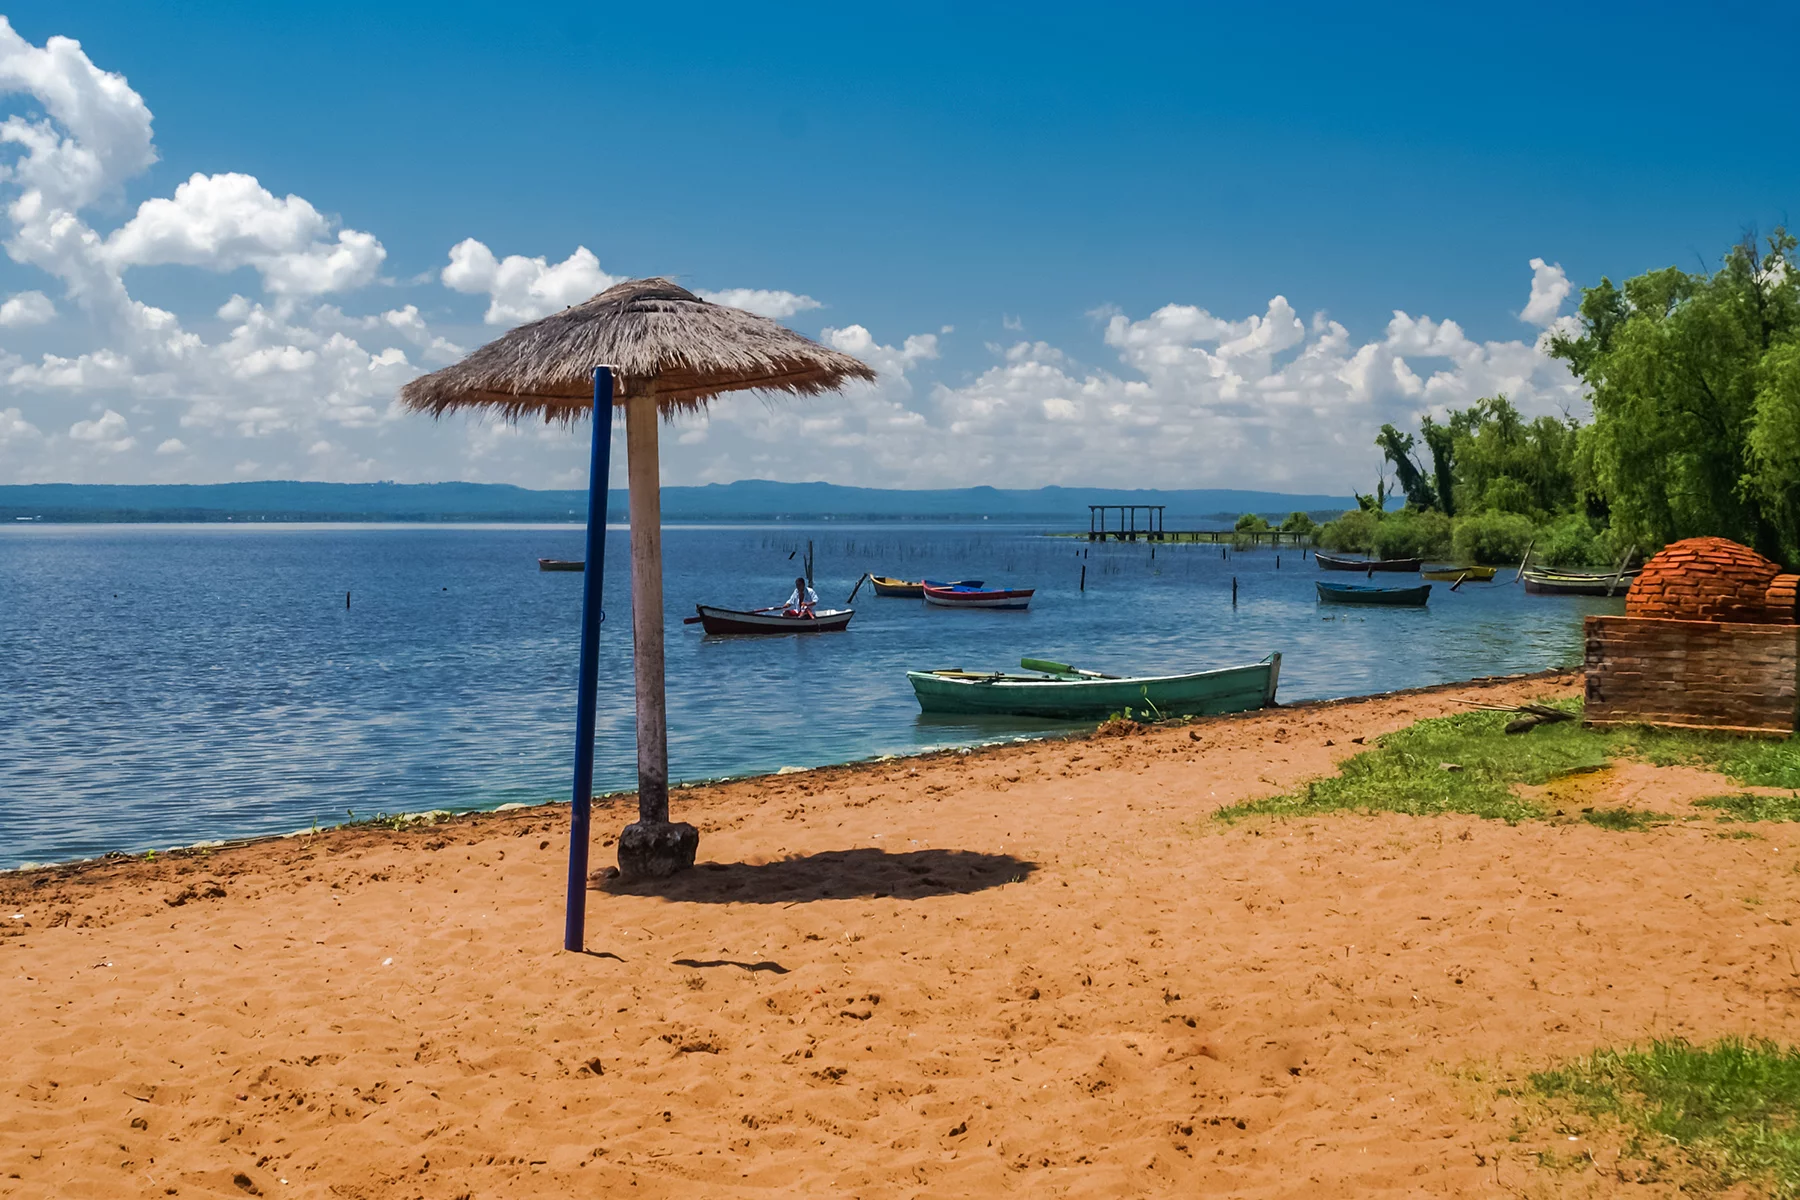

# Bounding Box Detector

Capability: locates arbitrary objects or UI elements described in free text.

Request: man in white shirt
[783,575,818,617]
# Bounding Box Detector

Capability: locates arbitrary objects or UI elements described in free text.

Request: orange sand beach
[5,669,1799,1198]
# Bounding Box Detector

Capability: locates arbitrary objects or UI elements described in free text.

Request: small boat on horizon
[1420,564,1498,582]
[1521,566,1638,596]
[907,654,1281,720]
[1316,581,1431,607]
[687,604,854,635]
[922,581,1035,610]
[1315,552,1422,573]
[538,558,584,571]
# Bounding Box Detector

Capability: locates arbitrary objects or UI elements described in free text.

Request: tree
[1749,339,1800,554]
[1376,424,1436,510]
[1419,416,1456,517]
[1279,511,1319,536]
[1234,512,1272,532]
[1446,396,1579,519]
[1549,229,1800,561]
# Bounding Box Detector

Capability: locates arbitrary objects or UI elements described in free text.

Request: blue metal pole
[565,366,614,952]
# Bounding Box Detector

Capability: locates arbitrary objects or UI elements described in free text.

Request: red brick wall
[1584,615,1798,735]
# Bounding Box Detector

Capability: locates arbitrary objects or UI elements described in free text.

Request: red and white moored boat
[920,582,1035,610]
[689,604,854,635]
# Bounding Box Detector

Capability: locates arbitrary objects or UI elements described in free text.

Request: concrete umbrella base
[617,821,699,880]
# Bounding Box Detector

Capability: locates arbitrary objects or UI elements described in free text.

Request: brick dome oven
[1625,537,1797,625]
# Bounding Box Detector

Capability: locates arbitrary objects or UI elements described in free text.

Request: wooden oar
[846,572,870,605]
[1020,657,1118,679]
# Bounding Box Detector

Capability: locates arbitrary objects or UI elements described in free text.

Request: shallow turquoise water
[0,523,1618,867]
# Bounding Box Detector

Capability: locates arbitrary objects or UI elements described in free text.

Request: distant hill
[0,480,1358,525]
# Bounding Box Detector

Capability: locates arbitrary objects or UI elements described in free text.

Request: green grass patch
[1531,1037,1800,1197]
[1581,808,1662,831]
[1216,704,1598,823]
[1695,792,1800,823]
[1217,699,1800,827]
[1612,727,1800,789]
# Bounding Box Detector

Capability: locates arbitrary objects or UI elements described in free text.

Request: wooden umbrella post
[617,385,698,879]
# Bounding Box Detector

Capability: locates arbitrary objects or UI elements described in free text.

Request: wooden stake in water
[1232,576,1238,607]
[1080,564,1086,592]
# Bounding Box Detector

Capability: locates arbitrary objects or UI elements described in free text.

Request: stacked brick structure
[1624,536,1797,624]
[1585,538,1799,735]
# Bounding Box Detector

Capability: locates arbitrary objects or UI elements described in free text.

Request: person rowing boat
[783,576,818,617]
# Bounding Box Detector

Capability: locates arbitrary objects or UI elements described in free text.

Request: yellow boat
[870,575,923,598]
[869,575,985,598]
[1420,564,1498,582]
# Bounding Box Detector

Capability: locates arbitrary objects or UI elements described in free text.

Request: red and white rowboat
[689,604,854,635]
[920,582,1035,610]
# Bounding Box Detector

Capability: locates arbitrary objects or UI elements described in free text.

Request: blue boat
[1316,581,1431,607]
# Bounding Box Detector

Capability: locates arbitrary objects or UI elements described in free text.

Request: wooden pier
[1085,506,1314,546]
[1089,504,1166,541]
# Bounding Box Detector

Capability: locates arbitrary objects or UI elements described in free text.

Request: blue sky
[0,2,1792,490]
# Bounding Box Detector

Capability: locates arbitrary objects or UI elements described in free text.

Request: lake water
[0,523,1620,867]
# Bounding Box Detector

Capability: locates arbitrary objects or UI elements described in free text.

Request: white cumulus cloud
[101,172,385,294]
[1520,257,1572,327]
[441,238,616,324]
[68,407,134,451]
[0,405,41,445]
[0,289,53,325]
[698,287,821,319]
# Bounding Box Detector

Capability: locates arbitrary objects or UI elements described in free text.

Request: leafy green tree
[1419,416,1457,517]
[1451,511,1536,564]
[1748,340,1800,555]
[1549,230,1800,560]
[1442,396,1580,519]
[1372,509,1452,559]
[1234,512,1272,532]
[1279,511,1319,536]
[1318,509,1378,553]
[1376,424,1436,510]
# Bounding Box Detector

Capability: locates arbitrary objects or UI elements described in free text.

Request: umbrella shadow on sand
[592,847,1036,905]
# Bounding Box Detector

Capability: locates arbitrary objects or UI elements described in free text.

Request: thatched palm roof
[399,277,876,422]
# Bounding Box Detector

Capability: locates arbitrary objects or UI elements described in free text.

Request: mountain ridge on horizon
[0,479,1359,524]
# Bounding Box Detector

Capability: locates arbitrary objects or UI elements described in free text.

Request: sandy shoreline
[6,669,1799,1197]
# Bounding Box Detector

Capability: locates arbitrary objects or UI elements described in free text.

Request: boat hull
[694,605,854,635]
[1521,569,1638,596]
[538,558,584,572]
[1420,565,1497,582]
[1316,581,1431,606]
[908,655,1280,720]
[1315,553,1421,572]
[922,584,1034,610]
[871,577,985,598]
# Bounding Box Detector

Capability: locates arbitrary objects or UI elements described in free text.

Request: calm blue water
[0,524,1620,867]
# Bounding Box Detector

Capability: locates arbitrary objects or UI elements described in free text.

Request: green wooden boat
[907,654,1280,720]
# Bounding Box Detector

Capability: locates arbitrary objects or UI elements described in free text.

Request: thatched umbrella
[402,278,874,940]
